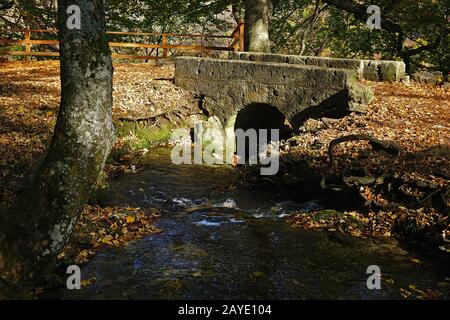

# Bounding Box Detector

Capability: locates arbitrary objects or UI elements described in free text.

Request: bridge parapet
[230,52,406,82]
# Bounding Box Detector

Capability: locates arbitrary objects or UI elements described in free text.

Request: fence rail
[0,23,245,60]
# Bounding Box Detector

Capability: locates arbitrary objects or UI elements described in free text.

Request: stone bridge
[174,53,405,151]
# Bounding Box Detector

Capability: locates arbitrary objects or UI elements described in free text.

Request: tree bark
[0,0,115,295]
[244,0,271,52]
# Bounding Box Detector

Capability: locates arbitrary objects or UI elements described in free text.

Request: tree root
[328,134,404,163]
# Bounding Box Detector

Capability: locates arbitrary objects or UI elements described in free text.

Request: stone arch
[233,103,292,141]
[223,103,293,161]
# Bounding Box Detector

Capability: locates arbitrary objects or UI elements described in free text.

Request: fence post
[239,22,245,52]
[162,34,168,58]
[233,28,239,52]
[25,30,31,60]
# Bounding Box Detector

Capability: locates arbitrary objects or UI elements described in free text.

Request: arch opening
[233,103,293,162]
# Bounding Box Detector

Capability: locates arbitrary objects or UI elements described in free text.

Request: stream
[64,148,449,300]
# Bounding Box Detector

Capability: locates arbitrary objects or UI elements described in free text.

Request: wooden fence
[0,22,245,60]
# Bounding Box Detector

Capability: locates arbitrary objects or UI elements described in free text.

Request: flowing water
[64,148,449,300]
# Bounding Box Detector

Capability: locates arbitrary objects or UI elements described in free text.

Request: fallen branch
[328,134,404,163]
[419,186,446,206]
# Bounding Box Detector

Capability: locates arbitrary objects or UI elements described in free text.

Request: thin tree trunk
[244,0,271,52]
[0,0,115,295]
[232,3,243,24]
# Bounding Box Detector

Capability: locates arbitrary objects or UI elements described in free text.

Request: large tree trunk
[244,0,271,52]
[0,0,115,295]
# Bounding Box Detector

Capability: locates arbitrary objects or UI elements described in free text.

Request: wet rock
[193,220,222,227]
[214,199,237,209]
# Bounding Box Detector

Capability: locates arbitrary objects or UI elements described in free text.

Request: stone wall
[230,52,406,82]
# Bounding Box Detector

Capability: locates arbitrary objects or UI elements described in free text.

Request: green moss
[380,64,397,82]
[116,120,174,151]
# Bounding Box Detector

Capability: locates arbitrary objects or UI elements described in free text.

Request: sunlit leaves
[59,205,161,265]
[285,80,449,245]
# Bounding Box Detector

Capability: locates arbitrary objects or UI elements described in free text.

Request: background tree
[322,0,449,74]
[271,0,327,55]
[244,0,271,52]
[1,0,447,74]
[0,1,57,29]
[0,0,115,294]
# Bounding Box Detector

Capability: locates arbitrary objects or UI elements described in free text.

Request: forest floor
[0,60,449,274]
[270,80,449,252]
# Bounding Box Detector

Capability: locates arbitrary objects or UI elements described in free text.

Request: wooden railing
[0,22,245,60]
